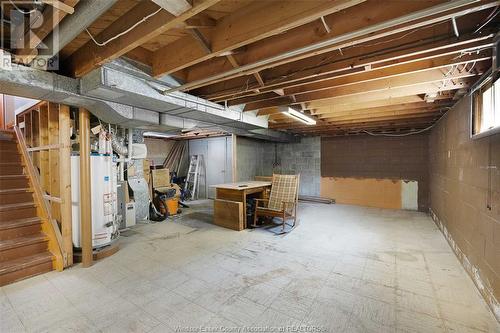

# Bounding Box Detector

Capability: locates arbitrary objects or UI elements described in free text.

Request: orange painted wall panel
[320,177,402,210]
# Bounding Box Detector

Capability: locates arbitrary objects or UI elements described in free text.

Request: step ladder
[184,155,201,200]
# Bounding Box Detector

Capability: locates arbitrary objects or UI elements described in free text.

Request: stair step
[0,149,20,154]
[0,175,27,179]
[0,188,32,194]
[0,203,37,221]
[0,202,36,212]
[0,175,30,190]
[0,234,49,262]
[0,162,24,175]
[0,217,42,240]
[0,252,53,286]
[0,234,48,251]
[0,188,33,205]
[0,142,18,150]
[0,217,41,230]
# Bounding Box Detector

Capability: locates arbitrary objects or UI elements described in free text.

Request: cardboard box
[151,168,170,188]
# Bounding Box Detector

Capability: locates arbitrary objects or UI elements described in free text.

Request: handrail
[27,144,62,152]
[14,126,65,270]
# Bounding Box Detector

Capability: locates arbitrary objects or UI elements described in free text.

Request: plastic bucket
[166,198,179,215]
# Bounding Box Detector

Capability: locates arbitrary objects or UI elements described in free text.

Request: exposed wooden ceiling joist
[276,117,440,132]
[243,65,482,111]
[14,0,79,63]
[227,52,489,107]
[168,0,498,93]
[200,28,494,102]
[151,0,366,77]
[65,0,221,77]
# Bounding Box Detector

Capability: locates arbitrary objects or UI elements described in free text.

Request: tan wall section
[429,95,500,317]
[321,134,428,211]
[321,177,402,210]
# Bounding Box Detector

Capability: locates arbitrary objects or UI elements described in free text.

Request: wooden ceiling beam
[177,1,497,93]
[243,68,478,111]
[65,0,221,77]
[227,51,489,106]
[257,96,437,116]
[151,0,366,77]
[307,89,457,109]
[14,0,79,63]
[304,121,436,134]
[270,112,441,129]
[200,32,493,101]
[276,117,439,132]
[315,101,452,118]
[123,46,153,66]
[270,104,450,122]
[320,107,445,122]
[184,16,217,29]
[310,96,452,116]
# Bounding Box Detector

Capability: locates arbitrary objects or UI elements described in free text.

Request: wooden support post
[32,110,40,168]
[0,94,4,130]
[59,105,73,266]
[48,103,60,222]
[79,108,92,268]
[39,104,49,191]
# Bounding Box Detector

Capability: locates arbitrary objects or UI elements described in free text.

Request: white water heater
[71,154,118,248]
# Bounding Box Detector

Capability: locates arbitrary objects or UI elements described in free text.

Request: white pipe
[128,129,133,161]
[452,17,460,37]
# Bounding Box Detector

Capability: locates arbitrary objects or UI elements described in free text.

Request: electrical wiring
[361,123,436,137]
[473,6,499,34]
[8,0,37,14]
[85,8,163,47]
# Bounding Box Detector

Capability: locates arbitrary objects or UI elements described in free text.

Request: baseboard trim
[429,208,500,322]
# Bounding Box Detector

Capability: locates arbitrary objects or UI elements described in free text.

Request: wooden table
[212,181,272,231]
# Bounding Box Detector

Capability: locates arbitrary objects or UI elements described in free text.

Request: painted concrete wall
[235,136,269,182]
[235,136,321,196]
[189,136,233,199]
[273,136,321,196]
[429,95,500,319]
[321,134,429,211]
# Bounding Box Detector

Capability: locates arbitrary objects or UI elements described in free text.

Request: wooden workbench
[212,181,271,231]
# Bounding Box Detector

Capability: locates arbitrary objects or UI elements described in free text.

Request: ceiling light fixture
[280,107,316,125]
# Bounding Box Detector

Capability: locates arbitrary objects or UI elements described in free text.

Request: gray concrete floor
[1,201,499,333]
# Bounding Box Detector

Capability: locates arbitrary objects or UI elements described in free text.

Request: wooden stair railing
[13,126,65,270]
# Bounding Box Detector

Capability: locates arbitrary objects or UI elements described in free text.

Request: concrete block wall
[273,136,321,196]
[322,134,429,211]
[235,136,269,182]
[429,95,500,320]
[235,136,321,196]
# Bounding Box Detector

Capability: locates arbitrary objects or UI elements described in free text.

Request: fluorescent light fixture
[143,131,177,138]
[280,107,316,125]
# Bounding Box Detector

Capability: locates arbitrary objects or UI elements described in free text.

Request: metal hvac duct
[0,63,295,142]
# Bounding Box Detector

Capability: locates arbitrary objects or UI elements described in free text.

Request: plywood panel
[214,199,243,231]
[321,177,402,210]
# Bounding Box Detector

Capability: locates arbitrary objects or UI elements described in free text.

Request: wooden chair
[253,174,300,232]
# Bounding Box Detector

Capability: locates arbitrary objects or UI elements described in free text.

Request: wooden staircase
[0,130,55,286]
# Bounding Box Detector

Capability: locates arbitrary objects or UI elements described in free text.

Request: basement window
[472,76,499,137]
